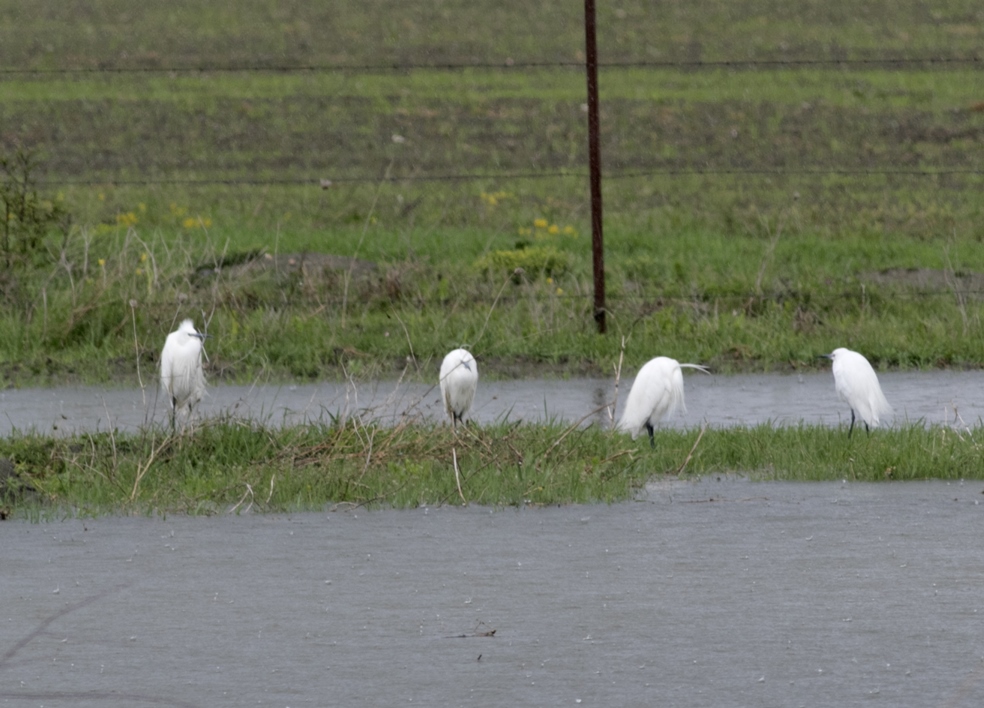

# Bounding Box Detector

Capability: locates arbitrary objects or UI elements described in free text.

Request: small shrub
[0,147,70,269]
[473,245,571,280]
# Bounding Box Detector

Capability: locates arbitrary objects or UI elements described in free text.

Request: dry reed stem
[673,423,708,476]
[358,425,376,481]
[609,335,626,427]
[452,446,467,505]
[228,483,255,514]
[474,268,522,347]
[542,402,612,461]
[460,420,497,457]
[129,433,173,501]
[101,398,120,473]
[129,300,146,405]
[393,311,420,377]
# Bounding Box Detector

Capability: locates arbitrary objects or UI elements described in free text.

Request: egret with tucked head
[617,356,709,448]
[821,347,892,437]
[439,348,478,430]
[160,319,208,430]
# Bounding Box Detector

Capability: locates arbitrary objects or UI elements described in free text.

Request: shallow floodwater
[2,478,984,707]
[2,370,983,436]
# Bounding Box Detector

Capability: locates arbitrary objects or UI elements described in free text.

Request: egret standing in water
[617,356,709,448]
[160,319,208,430]
[439,348,478,430]
[821,347,892,437]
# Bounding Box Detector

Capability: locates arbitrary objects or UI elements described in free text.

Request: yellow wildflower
[533,218,548,229]
[548,224,560,235]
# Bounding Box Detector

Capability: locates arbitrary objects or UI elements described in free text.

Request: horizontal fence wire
[2,56,983,75]
[200,289,984,310]
[35,168,984,188]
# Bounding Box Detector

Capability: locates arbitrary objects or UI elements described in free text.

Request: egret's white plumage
[822,347,892,436]
[617,356,709,447]
[439,348,478,429]
[160,319,207,429]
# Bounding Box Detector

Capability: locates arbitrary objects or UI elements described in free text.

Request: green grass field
[0,1,983,513]
[2,1,981,70]
[1,2,983,384]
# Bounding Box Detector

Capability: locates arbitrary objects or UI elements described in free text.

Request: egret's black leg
[646,423,655,449]
[864,421,871,436]
[847,409,856,438]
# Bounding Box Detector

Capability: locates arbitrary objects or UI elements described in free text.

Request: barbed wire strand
[1,56,982,76]
[35,167,984,188]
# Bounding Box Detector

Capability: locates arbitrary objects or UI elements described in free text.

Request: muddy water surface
[2,478,984,707]
[2,370,983,436]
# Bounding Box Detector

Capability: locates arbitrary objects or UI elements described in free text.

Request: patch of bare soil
[864,267,984,297]
[201,251,378,281]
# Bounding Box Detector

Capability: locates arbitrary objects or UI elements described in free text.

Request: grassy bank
[2,419,981,518]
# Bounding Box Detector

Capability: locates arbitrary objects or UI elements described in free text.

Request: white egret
[617,356,710,448]
[160,319,208,430]
[439,348,478,429]
[821,347,892,437]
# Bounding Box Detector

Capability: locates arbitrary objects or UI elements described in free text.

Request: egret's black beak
[818,353,833,361]
[193,332,210,341]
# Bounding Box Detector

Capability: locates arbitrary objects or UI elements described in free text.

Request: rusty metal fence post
[584,0,606,334]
